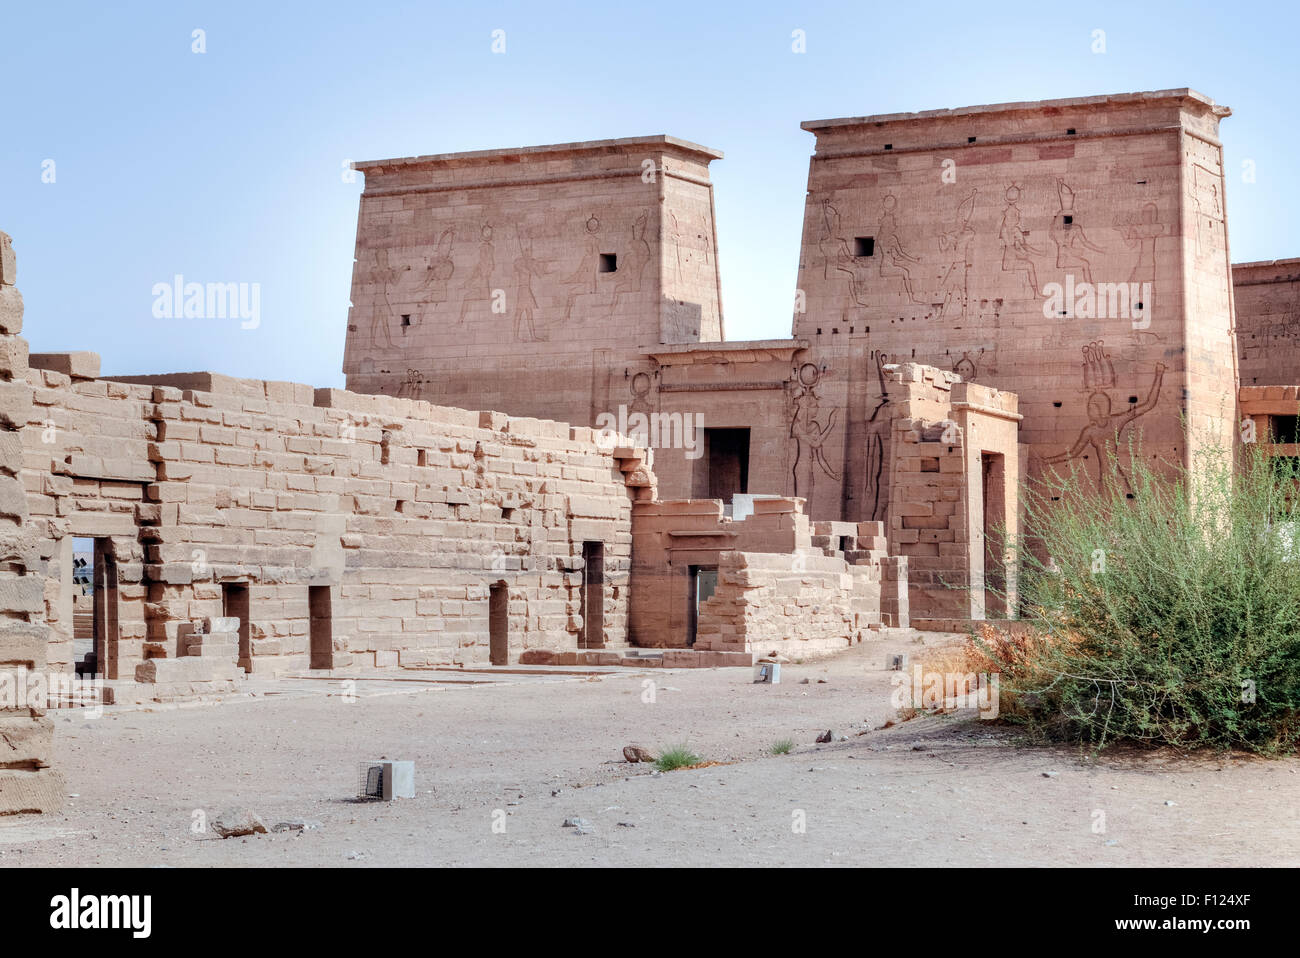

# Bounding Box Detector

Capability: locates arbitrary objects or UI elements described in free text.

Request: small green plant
[769,738,795,755]
[654,744,702,771]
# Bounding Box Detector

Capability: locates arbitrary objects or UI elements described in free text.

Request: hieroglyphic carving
[819,195,925,308]
[877,194,924,304]
[563,214,603,321]
[457,224,496,324]
[1051,180,1104,284]
[562,210,655,324]
[1192,164,1224,263]
[938,191,977,322]
[952,348,985,382]
[614,210,653,305]
[1115,202,1164,286]
[862,350,892,521]
[817,198,848,282]
[1042,340,1165,495]
[366,227,457,347]
[396,368,426,399]
[790,361,839,500]
[998,184,1044,294]
[367,248,399,349]
[1080,340,1116,391]
[512,234,547,342]
[417,227,457,311]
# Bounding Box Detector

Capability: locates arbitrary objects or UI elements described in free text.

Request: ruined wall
[23,366,650,686]
[342,136,724,428]
[630,495,905,657]
[884,364,1020,622]
[694,551,870,658]
[25,362,153,678]
[1234,259,1300,387]
[794,89,1235,507]
[0,232,64,815]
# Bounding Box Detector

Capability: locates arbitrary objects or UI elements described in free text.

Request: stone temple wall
[0,232,64,815]
[1234,259,1300,388]
[342,136,725,428]
[21,361,653,699]
[629,494,908,658]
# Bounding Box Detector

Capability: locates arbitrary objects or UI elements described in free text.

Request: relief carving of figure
[790,362,840,501]
[512,236,547,342]
[1042,344,1165,496]
[395,368,425,399]
[818,198,851,282]
[368,247,401,349]
[457,223,496,324]
[563,214,603,321]
[998,184,1045,294]
[415,227,457,316]
[614,210,653,305]
[1115,202,1164,286]
[1051,180,1105,284]
[876,194,924,304]
[862,351,892,521]
[938,190,978,322]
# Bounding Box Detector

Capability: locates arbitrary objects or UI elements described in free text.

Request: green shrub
[654,744,703,771]
[987,439,1300,754]
[769,738,795,755]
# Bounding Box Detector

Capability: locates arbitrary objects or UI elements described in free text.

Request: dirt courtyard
[4,631,1298,867]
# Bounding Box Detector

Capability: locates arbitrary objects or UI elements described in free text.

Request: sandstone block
[0,287,20,336]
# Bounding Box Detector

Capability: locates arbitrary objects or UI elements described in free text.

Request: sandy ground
[3,630,1299,867]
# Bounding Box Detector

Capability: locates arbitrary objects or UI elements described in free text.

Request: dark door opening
[687,565,718,647]
[489,581,508,665]
[579,542,605,649]
[981,452,1007,618]
[309,586,333,670]
[222,582,251,672]
[88,538,117,678]
[704,428,750,502]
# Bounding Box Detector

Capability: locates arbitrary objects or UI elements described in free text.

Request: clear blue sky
[2,0,1293,387]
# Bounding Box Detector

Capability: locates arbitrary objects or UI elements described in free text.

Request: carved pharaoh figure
[1051,179,1105,284]
[939,190,978,321]
[457,223,496,324]
[1043,351,1165,496]
[790,362,840,501]
[998,184,1044,294]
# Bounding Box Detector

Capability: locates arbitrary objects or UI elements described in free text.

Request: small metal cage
[357,762,385,801]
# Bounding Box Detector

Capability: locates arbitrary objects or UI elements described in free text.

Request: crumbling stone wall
[25,360,152,677]
[22,364,650,692]
[885,364,1020,622]
[630,495,907,657]
[0,232,64,814]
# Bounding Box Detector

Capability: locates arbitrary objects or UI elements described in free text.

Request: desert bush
[769,738,795,755]
[654,744,703,771]
[984,440,1300,753]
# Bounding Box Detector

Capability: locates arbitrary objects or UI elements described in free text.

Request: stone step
[135,657,243,684]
